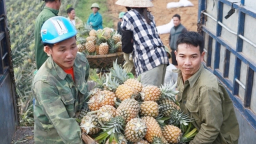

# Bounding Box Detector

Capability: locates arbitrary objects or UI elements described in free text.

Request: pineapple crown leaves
[80,115,98,134]
[95,116,125,143]
[152,137,165,144]
[110,59,129,84]
[180,123,198,143]
[168,110,194,128]
[103,73,120,91]
[160,82,179,102]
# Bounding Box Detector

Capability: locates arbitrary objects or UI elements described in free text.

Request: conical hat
[115,0,153,8]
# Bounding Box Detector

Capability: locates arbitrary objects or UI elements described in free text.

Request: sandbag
[167,0,194,9]
[156,19,174,34]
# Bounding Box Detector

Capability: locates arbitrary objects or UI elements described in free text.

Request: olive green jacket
[176,64,239,144]
[32,52,90,144]
[34,7,58,69]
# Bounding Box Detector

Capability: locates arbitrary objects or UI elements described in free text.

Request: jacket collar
[44,6,59,16]
[175,63,204,87]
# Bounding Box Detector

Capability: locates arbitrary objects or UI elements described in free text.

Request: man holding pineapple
[32,16,89,144]
[175,32,239,144]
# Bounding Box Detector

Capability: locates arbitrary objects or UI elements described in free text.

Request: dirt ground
[107,0,198,47]
[12,127,34,144]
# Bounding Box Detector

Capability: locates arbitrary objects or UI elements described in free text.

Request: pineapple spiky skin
[162,125,181,144]
[142,116,163,143]
[85,41,96,53]
[86,36,97,44]
[88,94,101,111]
[125,118,147,142]
[116,99,140,123]
[97,105,116,124]
[98,90,116,107]
[80,114,101,135]
[141,86,161,101]
[89,29,97,36]
[77,44,86,52]
[115,84,136,101]
[158,98,180,116]
[140,101,159,118]
[95,45,100,55]
[124,79,142,93]
[116,42,122,52]
[112,33,121,43]
[99,43,109,55]
[107,133,127,144]
[135,140,150,144]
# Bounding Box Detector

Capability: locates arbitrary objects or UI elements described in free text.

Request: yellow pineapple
[162,125,182,144]
[88,94,101,111]
[125,118,147,142]
[141,85,161,101]
[116,41,122,52]
[112,33,121,43]
[142,116,163,143]
[77,44,85,52]
[86,36,97,44]
[140,101,159,118]
[115,84,136,101]
[95,45,100,55]
[97,105,116,124]
[116,99,140,123]
[89,29,97,36]
[99,43,109,55]
[80,114,101,135]
[124,79,142,93]
[98,90,116,107]
[85,41,95,53]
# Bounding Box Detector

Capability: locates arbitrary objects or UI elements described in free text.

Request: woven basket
[86,52,124,69]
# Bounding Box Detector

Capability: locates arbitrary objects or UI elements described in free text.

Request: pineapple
[116,99,140,123]
[158,98,180,117]
[80,114,101,135]
[88,94,101,111]
[124,79,142,93]
[112,33,121,43]
[115,84,136,101]
[97,105,116,124]
[86,36,97,44]
[85,41,96,53]
[97,29,103,35]
[89,29,97,36]
[125,118,147,142]
[77,44,85,52]
[99,43,109,55]
[141,85,161,101]
[140,101,159,118]
[116,41,122,52]
[98,90,116,107]
[107,134,127,144]
[142,116,164,143]
[162,125,181,144]
[104,27,112,35]
[95,45,100,55]
[135,140,150,144]
[160,82,179,103]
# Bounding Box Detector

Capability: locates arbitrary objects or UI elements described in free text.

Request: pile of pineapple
[79,61,197,144]
[77,26,122,55]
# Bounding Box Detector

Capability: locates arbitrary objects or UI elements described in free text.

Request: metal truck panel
[199,0,256,143]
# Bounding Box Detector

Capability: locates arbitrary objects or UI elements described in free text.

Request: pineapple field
[78,61,198,144]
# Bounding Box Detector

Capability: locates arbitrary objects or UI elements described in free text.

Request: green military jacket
[176,64,239,144]
[34,7,58,69]
[32,52,90,144]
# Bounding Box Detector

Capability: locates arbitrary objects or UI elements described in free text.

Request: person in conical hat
[116,0,169,87]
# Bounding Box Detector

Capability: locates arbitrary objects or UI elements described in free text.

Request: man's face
[173,17,181,27]
[45,37,77,70]
[68,10,76,20]
[92,7,99,13]
[55,0,61,10]
[175,43,205,80]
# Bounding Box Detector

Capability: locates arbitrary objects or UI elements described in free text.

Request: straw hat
[115,0,153,8]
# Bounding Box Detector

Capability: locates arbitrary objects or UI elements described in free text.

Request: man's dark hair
[44,0,57,3]
[67,7,74,14]
[176,31,204,53]
[173,14,181,20]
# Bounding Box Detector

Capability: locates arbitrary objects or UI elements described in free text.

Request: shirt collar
[176,63,204,87]
[44,6,59,16]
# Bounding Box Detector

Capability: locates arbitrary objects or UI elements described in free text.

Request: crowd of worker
[32,0,239,143]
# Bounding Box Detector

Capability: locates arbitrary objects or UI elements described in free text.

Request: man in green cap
[87,3,103,30]
[117,12,125,35]
[34,0,61,69]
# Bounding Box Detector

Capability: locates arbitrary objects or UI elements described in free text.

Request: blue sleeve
[87,14,91,24]
[91,14,102,27]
